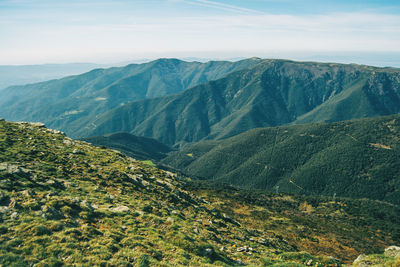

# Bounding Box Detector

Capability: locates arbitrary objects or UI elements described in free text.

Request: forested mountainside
[81,132,172,161]
[1,119,400,266]
[78,60,400,146]
[161,114,400,205]
[0,58,261,136]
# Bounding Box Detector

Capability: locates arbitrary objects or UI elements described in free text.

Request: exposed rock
[21,190,36,197]
[30,122,46,127]
[353,254,368,266]
[72,149,85,155]
[141,180,150,187]
[0,163,31,177]
[80,200,94,210]
[47,128,64,135]
[384,246,400,257]
[204,248,214,257]
[222,213,241,226]
[63,138,74,146]
[15,121,45,128]
[10,211,19,219]
[0,206,9,214]
[237,246,252,252]
[110,206,130,213]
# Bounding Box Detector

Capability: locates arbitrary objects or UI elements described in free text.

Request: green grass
[1,119,399,266]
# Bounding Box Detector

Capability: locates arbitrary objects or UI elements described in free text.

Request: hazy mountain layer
[0,63,101,90]
[80,60,400,146]
[0,58,262,135]
[161,114,400,204]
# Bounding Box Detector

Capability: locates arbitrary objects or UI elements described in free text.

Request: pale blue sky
[1,0,400,65]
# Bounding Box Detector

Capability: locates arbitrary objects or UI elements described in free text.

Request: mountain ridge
[0,58,262,136]
[161,114,400,205]
[79,59,400,146]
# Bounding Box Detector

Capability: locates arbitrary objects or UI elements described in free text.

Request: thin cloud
[185,0,264,14]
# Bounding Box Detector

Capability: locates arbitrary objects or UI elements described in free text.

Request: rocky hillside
[79,60,400,146]
[161,114,400,205]
[1,119,399,266]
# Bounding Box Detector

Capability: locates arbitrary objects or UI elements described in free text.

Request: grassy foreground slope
[1,119,399,266]
[161,114,400,205]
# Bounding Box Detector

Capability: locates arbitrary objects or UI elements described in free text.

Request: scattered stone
[222,213,241,226]
[110,206,130,213]
[0,206,9,214]
[10,211,19,219]
[63,138,74,146]
[72,149,85,155]
[237,246,253,253]
[204,248,214,257]
[21,190,36,197]
[353,254,367,265]
[0,163,31,177]
[47,128,64,135]
[384,246,400,258]
[237,246,247,252]
[80,200,94,210]
[141,180,150,187]
[30,122,46,127]
[306,259,313,266]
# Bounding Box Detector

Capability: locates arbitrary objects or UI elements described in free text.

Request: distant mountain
[0,58,262,135]
[81,132,172,161]
[1,119,399,265]
[161,114,400,205]
[80,59,400,146]
[0,63,102,90]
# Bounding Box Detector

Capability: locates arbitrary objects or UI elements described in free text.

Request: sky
[1,0,400,66]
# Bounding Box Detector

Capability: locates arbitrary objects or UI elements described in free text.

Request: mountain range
[0,58,262,136]
[161,114,400,205]
[74,59,400,147]
[1,59,399,148]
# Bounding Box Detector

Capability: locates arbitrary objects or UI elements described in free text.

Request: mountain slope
[161,114,400,205]
[0,58,262,136]
[1,119,399,266]
[80,60,400,146]
[81,132,172,161]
